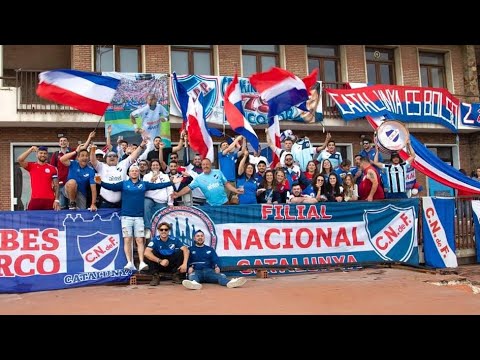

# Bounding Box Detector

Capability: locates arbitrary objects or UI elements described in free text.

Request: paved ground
[1,264,480,315]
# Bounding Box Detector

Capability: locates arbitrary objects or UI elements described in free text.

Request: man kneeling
[182,230,247,290]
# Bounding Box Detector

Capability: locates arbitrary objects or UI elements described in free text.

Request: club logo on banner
[422,197,457,268]
[171,75,220,122]
[364,204,416,262]
[77,231,120,272]
[150,206,218,249]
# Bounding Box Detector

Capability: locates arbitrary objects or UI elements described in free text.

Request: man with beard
[17,145,60,210]
[182,229,247,290]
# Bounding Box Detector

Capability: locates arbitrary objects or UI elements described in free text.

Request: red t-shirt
[359,165,385,200]
[50,149,75,184]
[26,162,58,200]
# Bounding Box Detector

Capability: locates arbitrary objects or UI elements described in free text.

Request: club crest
[77,231,120,271]
[364,204,416,262]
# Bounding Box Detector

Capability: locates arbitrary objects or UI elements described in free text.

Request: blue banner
[0,209,130,293]
[149,200,420,276]
[1,200,421,293]
[422,197,457,268]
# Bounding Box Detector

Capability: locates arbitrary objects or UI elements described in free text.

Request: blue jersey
[147,236,184,256]
[187,244,220,270]
[189,169,228,206]
[101,179,172,217]
[218,150,238,181]
[67,160,96,197]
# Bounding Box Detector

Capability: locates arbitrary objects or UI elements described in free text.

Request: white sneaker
[145,228,151,239]
[124,262,137,271]
[182,279,202,290]
[227,277,247,288]
[139,262,149,271]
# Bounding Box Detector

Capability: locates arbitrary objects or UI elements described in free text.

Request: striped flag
[36,69,120,116]
[224,73,259,151]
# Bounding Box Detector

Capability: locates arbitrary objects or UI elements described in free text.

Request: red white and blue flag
[224,73,259,151]
[36,69,120,116]
[249,67,318,118]
[187,93,214,162]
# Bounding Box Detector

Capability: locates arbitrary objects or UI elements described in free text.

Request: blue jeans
[188,268,229,286]
[144,198,167,229]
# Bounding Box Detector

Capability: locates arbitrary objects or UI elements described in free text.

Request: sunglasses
[159,228,169,231]
[363,141,370,145]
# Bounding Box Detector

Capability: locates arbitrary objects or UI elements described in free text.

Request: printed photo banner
[0,209,130,293]
[422,197,457,268]
[326,84,480,132]
[149,199,420,275]
[170,74,323,126]
[103,72,171,147]
[472,200,480,263]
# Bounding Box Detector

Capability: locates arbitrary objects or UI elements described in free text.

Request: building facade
[1,45,479,211]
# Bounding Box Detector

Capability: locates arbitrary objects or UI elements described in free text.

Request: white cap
[95,149,105,157]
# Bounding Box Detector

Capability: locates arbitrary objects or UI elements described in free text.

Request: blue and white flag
[422,197,457,268]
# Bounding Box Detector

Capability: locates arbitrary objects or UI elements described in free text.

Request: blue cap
[38,146,48,152]
[194,229,204,235]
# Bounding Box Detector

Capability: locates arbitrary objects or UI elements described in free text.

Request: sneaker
[123,262,137,271]
[226,277,247,288]
[149,274,160,286]
[139,262,149,271]
[68,201,77,210]
[145,228,151,239]
[182,279,202,290]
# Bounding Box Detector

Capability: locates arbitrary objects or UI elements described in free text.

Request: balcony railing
[10,69,480,116]
[11,69,347,117]
[14,69,77,112]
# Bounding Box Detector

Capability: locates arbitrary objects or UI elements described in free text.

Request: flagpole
[93,114,104,132]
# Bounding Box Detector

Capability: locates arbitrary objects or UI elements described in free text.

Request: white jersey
[143,171,173,205]
[290,138,317,171]
[131,104,168,141]
[94,158,132,203]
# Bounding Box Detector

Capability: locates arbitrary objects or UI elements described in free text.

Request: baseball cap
[95,149,105,157]
[38,146,48,152]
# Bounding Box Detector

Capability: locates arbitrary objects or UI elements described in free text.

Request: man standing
[373,140,416,199]
[182,229,247,290]
[97,165,176,271]
[130,93,168,142]
[17,146,60,210]
[358,156,384,201]
[144,222,189,286]
[172,158,244,206]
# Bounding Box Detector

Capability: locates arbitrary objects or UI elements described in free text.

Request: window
[420,52,446,88]
[171,45,213,75]
[242,45,279,78]
[307,45,340,83]
[366,47,396,85]
[94,45,141,72]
